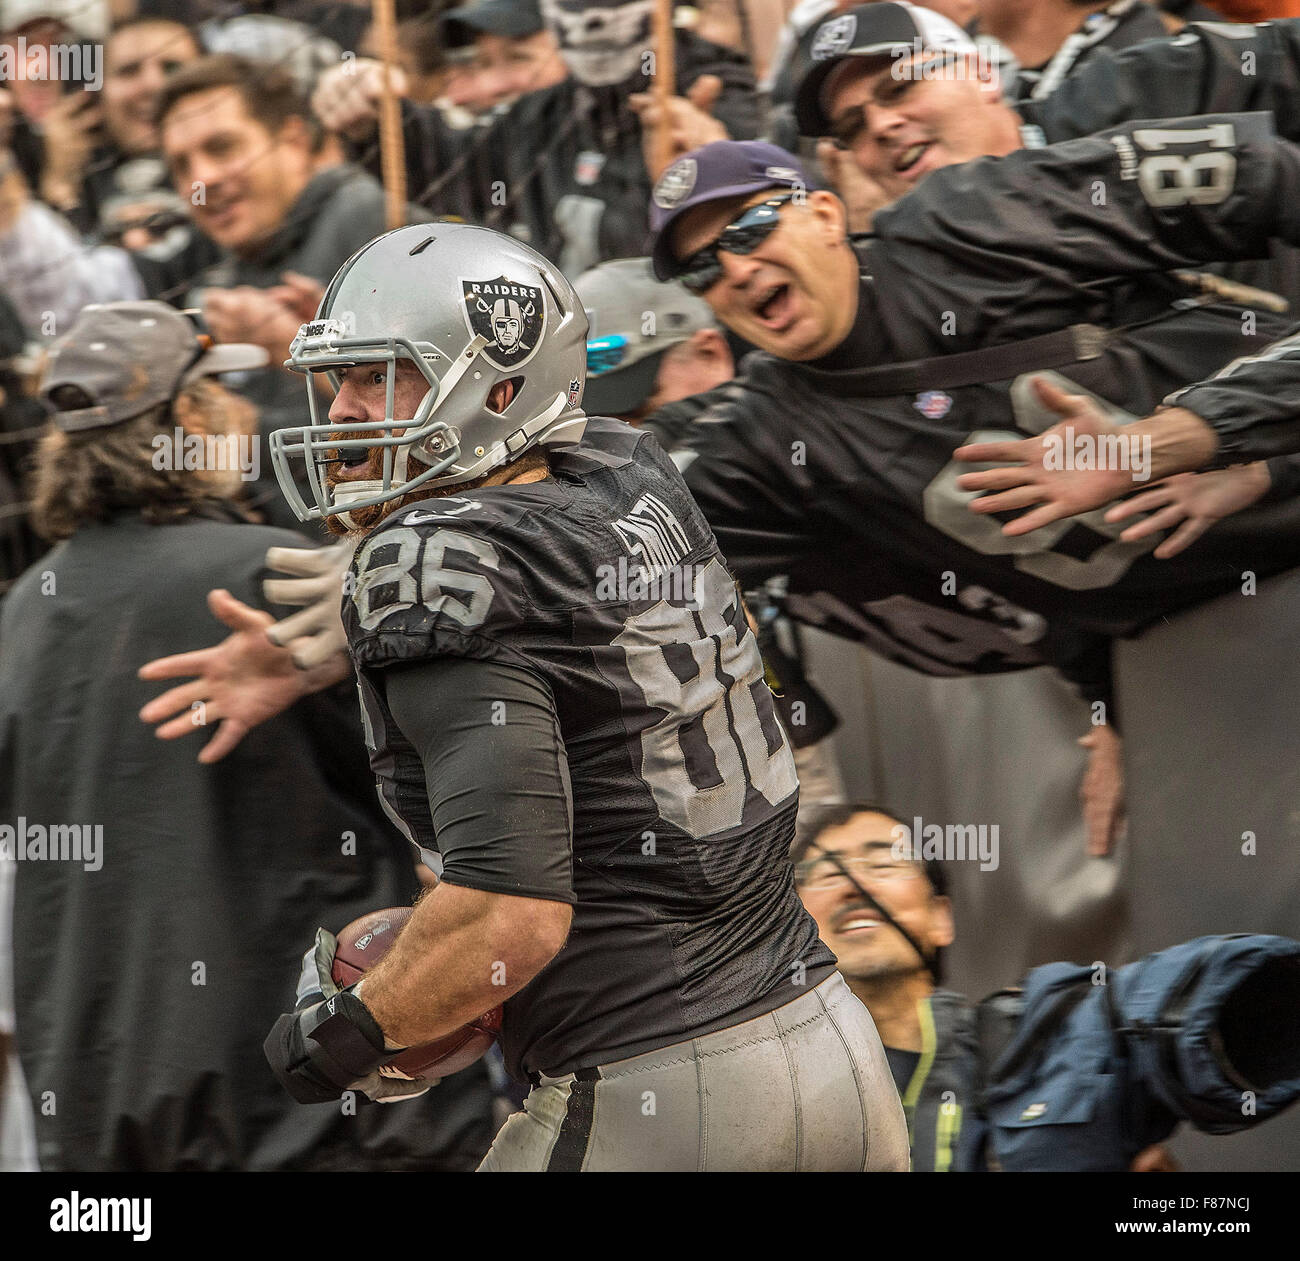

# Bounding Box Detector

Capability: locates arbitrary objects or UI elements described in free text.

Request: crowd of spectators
[2,0,1299,1174]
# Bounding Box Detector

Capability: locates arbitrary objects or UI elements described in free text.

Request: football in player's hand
[332,906,504,1079]
[331,906,414,985]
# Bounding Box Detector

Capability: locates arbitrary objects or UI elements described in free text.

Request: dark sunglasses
[675,193,796,295]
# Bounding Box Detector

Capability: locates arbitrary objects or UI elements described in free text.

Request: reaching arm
[138,542,357,760]
[954,328,1300,533]
[1163,327,1300,467]
[138,588,351,763]
[356,655,574,1048]
[262,540,357,668]
[885,113,1300,293]
[1024,18,1300,145]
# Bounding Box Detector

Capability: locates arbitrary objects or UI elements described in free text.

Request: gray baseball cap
[576,258,716,417]
[0,0,107,39]
[43,301,268,433]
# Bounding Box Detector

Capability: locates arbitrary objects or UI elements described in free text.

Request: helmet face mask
[269,224,589,526]
[270,326,484,524]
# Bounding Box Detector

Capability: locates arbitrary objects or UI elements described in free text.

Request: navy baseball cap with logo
[794,1,978,139]
[648,140,815,282]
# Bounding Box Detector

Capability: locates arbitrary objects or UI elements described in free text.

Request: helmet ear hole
[488,376,526,414]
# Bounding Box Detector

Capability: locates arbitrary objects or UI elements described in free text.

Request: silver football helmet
[269,222,588,524]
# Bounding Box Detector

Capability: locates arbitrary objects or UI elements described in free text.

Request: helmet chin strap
[331,485,379,532]
[414,387,582,488]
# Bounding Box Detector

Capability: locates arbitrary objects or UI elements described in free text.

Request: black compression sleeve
[380,656,575,904]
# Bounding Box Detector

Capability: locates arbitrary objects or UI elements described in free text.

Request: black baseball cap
[440,0,543,41]
[648,140,815,282]
[794,1,978,138]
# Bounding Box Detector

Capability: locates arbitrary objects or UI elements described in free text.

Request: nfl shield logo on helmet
[463,276,545,370]
[811,13,857,61]
[913,390,953,419]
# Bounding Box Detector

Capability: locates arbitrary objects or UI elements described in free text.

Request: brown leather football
[331,906,503,1079]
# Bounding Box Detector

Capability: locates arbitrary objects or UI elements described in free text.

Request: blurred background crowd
[1,0,1299,1176]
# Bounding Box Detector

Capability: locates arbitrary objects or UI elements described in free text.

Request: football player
[259,223,909,1172]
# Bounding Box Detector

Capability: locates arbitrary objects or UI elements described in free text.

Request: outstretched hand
[1103,462,1272,559]
[138,589,349,764]
[263,541,356,670]
[312,58,408,144]
[954,377,1143,535]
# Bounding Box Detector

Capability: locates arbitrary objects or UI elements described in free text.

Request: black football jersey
[1007,0,1168,105]
[1020,18,1300,145]
[342,418,834,1079]
[1170,328,1300,464]
[1019,15,1300,305]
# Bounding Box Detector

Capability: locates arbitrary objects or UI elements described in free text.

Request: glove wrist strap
[301,990,389,1085]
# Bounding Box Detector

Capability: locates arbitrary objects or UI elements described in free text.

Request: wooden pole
[372,0,407,230]
[651,0,677,178]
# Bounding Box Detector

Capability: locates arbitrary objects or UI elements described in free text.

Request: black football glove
[264,989,392,1104]
[269,927,433,1105]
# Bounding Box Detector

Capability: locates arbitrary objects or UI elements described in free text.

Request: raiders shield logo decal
[462,276,545,369]
[653,157,697,210]
[811,13,857,61]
